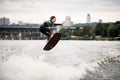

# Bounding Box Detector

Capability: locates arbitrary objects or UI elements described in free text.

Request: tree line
[59,21,120,40]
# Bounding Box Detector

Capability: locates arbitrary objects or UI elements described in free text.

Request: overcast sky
[0,0,120,23]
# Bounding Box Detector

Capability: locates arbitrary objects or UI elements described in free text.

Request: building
[0,24,58,40]
[87,14,91,23]
[99,19,103,23]
[63,16,73,27]
[0,17,10,25]
[18,21,25,25]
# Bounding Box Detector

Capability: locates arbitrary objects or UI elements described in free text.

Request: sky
[0,0,120,24]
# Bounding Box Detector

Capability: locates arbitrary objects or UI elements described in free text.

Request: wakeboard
[43,33,61,51]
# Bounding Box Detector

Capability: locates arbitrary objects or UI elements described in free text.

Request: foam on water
[0,55,69,80]
[1,54,96,80]
[0,40,120,80]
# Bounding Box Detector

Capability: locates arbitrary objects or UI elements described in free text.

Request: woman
[39,16,56,40]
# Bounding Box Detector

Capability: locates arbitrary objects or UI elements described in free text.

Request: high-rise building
[0,17,10,25]
[18,21,25,25]
[87,14,91,23]
[63,16,73,27]
[99,19,103,23]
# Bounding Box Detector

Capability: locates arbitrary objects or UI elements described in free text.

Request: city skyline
[0,0,120,24]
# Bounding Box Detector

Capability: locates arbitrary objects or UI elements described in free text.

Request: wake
[0,40,120,80]
[0,53,120,80]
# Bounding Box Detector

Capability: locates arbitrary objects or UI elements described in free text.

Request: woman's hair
[50,16,56,21]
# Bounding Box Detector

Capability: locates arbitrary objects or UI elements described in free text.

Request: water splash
[0,40,120,80]
[81,55,120,80]
[0,54,84,80]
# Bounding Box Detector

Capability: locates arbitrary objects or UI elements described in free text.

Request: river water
[0,40,120,80]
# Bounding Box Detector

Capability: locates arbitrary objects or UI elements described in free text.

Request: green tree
[73,27,82,36]
[114,21,120,37]
[95,23,110,37]
[88,27,95,36]
[108,24,119,37]
[59,28,72,39]
[95,23,104,36]
[83,26,90,35]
